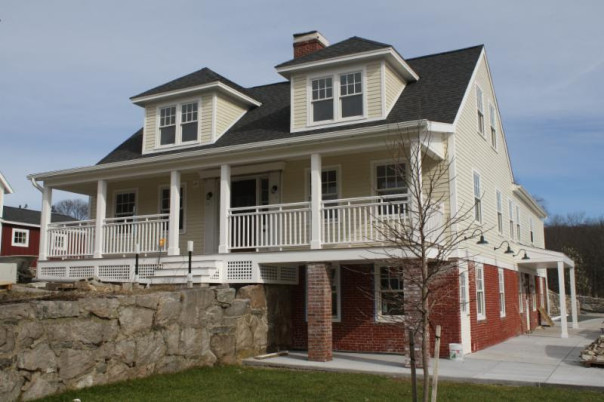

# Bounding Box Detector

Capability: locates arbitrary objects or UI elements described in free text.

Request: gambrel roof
[98,44,483,165]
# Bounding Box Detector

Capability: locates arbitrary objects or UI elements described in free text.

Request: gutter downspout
[30,177,44,193]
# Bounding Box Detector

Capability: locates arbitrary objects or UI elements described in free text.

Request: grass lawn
[37,366,603,401]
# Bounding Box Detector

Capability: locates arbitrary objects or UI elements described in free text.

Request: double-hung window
[376,266,404,318]
[508,200,515,240]
[159,101,199,146]
[115,191,136,220]
[473,171,482,223]
[12,228,29,247]
[376,163,407,216]
[496,190,503,233]
[311,71,363,123]
[529,217,535,244]
[476,263,485,320]
[476,85,484,135]
[489,103,497,149]
[308,168,339,219]
[516,206,521,241]
[460,271,469,315]
[498,268,506,317]
[160,186,185,232]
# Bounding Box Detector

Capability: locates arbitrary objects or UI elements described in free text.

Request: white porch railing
[322,194,409,245]
[47,220,96,258]
[228,202,311,249]
[102,214,169,255]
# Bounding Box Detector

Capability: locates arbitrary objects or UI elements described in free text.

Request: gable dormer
[130,68,261,154]
[276,32,418,133]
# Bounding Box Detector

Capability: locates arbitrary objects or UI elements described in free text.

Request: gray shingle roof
[98,44,483,165]
[130,67,256,101]
[276,36,392,69]
[2,206,77,226]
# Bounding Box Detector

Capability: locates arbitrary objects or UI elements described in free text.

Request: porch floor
[244,314,604,389]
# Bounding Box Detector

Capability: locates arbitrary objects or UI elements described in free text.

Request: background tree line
[545,213,604,297]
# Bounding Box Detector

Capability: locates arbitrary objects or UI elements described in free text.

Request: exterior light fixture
[494,240,514,254]
[271,185,278,194]
[514,249,530,260]
[464,229,488,245]
[206,192,213,200]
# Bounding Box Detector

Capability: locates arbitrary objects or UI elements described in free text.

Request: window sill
[11,244,29,248]
[477,315,486,321]
[375,314,406,324]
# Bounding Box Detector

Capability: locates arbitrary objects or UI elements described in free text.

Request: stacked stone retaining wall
[0,285,276,401]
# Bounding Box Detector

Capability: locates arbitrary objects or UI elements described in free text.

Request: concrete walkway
[245,314,604,389]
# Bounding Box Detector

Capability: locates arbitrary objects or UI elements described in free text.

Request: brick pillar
[307,263,332,362]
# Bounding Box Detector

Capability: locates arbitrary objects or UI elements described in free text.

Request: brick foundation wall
[429,267,462,356]
[306,263,333,361]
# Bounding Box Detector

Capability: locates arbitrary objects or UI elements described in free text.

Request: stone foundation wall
[0,285,272,401]
[577,295,604,313]
[547,290,581,316]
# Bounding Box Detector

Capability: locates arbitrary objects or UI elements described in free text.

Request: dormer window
[310,70,364,124]
[158,101,199,146]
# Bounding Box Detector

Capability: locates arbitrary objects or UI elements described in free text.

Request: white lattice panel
[279,266,298,283]
[227,261,253,281]
[259,265,278,281]
[39,266,67,278]
[69,266,95,279]
[138,264,160,278]
[98,265,131,281]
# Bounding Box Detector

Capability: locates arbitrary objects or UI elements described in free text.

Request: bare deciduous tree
[52,199,89,220]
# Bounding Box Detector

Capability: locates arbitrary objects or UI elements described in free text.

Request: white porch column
[557,261,569,338]
[38,186,53,261]
[167,170,181,256]
[310,153,322,250]
[93,180,107,258]
[569,265,579,329]
[218,164,231,254]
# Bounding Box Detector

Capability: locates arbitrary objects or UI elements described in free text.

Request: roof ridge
[407,44,484,61]
[348,35,392,48]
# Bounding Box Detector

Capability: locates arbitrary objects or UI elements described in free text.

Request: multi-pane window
[476,263,485,320]
[376,163,407,215]
[476,86,484,135]
[180,102,198,142]
[460,271,468,314]
[531,276,537,311]
[12,228,29,247]
[160,187,185,231]
[311,77,334,122]
[159,102,199,146]
[159,106,177,145]
[330,266,341,321]
[498,268,506,317]
[115,191,136,219]
[529,217,535,244]
[496,190,503,233]
[489,103,497,148]
[508,200,515,240]
[321,169,338,219]
[311,72,363,123]
[473,171,481,223]
[377,266,404,317]
[516,206,521,241]
[340,72,363,118]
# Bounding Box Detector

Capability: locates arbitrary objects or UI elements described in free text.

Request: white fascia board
[28,119,445,184]
[512,184,547,219]
[276,48,419,82]
[131,82,261,108]
[0,172,14,194]
[0,219,40,229]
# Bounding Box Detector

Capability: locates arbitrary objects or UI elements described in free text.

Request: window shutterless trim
[155,98,201,150]
[11,228,30,247]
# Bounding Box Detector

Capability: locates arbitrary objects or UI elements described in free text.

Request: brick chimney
[293,31,329,58]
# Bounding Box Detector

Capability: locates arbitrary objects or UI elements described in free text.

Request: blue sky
[1,0,602,218]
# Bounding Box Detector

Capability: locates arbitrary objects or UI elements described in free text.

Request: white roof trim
[276,48,419,82]
[512,184,547,219]
[131,82,261,107]
[0,219,40,229]
[28,119,452,182]
[0,172,14,194]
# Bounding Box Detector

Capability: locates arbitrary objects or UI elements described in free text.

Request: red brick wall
[306,263,333,361]
[1,224,40,266]
[429,267,462,356]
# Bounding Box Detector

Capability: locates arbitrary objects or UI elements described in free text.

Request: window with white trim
[518,273,524,313]
[476,263,486,320]
[473,171,482,223]
[498,268,506,317]
[158,101,199,146]
[529,217,535,244]
[12,228,29,247]
[308,168,339,219]
[489,103,497,149]
[310,71,363,123]
[508,200,515,240]
[115,191,136,219]
[460,271,469,315]
[160,186,185,232]
[516,206,521,241]
[376,266,405,318]
[476,85,484,135]
[375,163,408,216]
[496,190,503,233]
